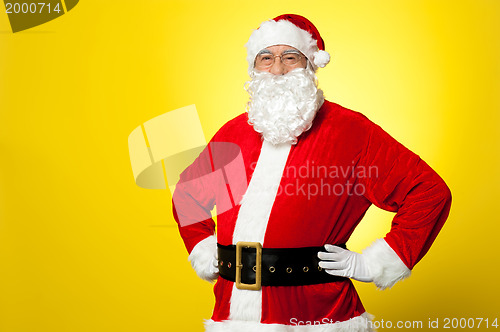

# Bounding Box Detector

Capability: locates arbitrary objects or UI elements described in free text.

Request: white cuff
[362,239,411,290]
[188,235,218,282]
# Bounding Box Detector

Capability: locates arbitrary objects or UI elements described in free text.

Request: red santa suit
[173,100,452,331]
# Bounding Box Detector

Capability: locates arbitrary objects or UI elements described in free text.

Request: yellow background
[1,0,499,331]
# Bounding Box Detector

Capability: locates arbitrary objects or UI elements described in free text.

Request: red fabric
[273,14,326,51]
[173,100,452,324]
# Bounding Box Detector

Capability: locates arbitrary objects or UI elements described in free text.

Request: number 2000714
[5,2,61,14]
[442,318,498,329]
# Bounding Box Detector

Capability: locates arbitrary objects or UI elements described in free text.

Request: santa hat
[245,14,330,73]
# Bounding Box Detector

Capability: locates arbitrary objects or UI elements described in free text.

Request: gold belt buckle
[235,241,262,291]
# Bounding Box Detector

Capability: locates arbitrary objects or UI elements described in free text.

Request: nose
[269,57,286,75]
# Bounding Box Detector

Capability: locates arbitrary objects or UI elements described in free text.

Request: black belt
[217,242,347,290]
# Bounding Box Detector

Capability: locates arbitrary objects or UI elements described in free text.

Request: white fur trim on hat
[245,19,329,73]
[362,239,411,290]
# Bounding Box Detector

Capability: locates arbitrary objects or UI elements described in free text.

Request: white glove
[209,250,219,276]
[318,244,373,283]
[188,235,219,282]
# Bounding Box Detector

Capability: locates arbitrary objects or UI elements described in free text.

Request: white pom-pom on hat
[313,50,330,68]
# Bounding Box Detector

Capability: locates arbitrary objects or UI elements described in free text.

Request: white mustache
[246,67,323,145]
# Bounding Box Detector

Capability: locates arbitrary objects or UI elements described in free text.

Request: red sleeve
[172,144,216,254]
[359,120,452,269]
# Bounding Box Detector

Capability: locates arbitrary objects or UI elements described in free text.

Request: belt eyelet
[269,266,275,273]
[303,266,309,272]
[228,262,232,268]
[252,265,257,272]
[286,267,293,274]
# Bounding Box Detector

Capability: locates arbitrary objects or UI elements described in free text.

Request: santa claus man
[172,14,451,331]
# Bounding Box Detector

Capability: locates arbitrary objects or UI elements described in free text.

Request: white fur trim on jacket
[188,234,218,282]
[205,312,374,332]
[229,140,292,322]
[245,19,329,73]
[362,239,411,290]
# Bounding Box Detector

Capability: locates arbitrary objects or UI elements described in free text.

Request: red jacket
[173,100,451,330]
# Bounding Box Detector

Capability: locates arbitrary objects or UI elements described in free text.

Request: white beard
[246,67,324,145]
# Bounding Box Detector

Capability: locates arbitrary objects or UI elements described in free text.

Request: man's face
[254,45,307,75]
[246,45,323,145]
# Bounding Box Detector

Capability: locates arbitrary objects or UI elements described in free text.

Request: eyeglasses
[254,52,305,69]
